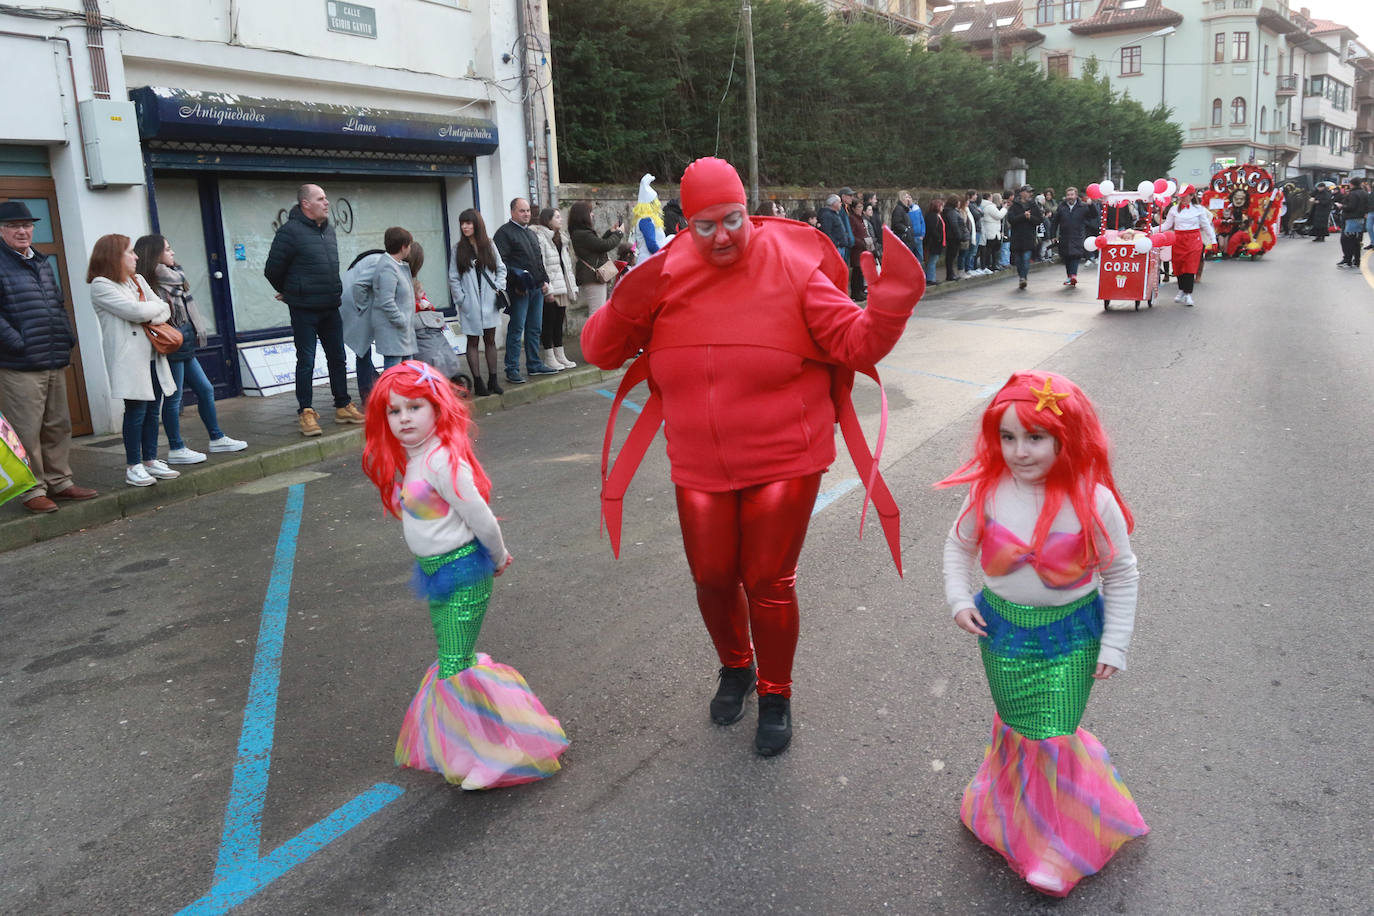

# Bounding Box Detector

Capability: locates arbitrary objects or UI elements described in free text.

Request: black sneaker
[709,664,756,725]
[755,694,792,756]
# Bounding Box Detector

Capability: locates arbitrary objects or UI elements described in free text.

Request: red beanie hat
[680,157,746,219]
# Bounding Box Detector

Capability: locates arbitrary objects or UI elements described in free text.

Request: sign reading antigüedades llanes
[130,88,500,157]
[326,1,377,39]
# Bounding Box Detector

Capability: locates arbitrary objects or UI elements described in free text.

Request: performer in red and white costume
[1159,184,1216,307]
[581,157,925,756]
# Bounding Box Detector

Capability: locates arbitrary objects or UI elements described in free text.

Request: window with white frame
[1231,96,1247,124]
[1036,0,1053,25]
[1062,0,1082,19]
[1212,98,1224,125]
[1233,32,1250,61]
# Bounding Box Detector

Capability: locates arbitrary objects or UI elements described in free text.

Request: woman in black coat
[1005,187,1043,290]
[940,195,966,283]
[1308,184,1332,242]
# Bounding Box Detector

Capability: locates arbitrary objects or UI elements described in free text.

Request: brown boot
[335,402,365,424]
[299,408,323,437]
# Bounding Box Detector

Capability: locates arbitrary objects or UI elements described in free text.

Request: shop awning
[130,87,499,157]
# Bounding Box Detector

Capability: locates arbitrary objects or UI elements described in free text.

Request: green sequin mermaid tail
[396,542,568,789]
[960,588,1148,896]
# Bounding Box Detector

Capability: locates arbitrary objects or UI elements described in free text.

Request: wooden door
[0,178,91,435]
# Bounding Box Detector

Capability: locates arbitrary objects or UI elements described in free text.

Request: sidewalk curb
[0,365,622,553]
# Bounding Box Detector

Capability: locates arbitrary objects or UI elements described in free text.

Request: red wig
[361,360,491,519]
[936,371,1133,569]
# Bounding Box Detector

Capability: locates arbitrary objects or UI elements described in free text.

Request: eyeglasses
[692,210,745,236]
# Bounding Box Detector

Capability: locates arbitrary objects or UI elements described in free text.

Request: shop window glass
[217,178,449,335]
[154,177,216,335]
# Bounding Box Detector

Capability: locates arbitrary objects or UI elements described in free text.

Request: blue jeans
[288,306,352,413]
[504,287,548,377]
[1365,212,1373,239]
[1013,250,1032,280]
[999,241,1010,267]
[123,363,163,465]
[910,238,924,268]
[355,352,407,407]
[961,246,977,272]
[1062,257,1081,278]
[1344,217,1365,235]
[163,355,224,449]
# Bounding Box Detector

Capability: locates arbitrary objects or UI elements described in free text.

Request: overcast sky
[1304,0,1374,53]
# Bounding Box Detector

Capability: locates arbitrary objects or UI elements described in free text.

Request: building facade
[928,1,1371,187]
[1,0,556,435]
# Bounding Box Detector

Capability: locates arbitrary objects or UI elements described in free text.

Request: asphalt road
[2,239,1372,915]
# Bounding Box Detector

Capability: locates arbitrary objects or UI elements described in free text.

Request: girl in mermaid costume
[363,361,568,789]
[938,371,1147,896]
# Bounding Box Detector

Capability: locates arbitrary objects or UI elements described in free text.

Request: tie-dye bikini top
[400,477,451,521]
[980,518,1092,590]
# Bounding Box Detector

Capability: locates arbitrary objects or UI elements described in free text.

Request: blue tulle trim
[411,542,497,600]
[976,590,1103,660]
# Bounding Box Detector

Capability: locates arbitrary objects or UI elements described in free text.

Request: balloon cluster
[1080,176,1180,254]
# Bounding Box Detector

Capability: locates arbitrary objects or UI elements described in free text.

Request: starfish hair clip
[1028,378,1071,416]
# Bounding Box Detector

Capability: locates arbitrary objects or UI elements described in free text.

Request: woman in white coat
[532,207,578,370]
[87,233,180,487]
[979,193,1007,272]
[447,208,507,397]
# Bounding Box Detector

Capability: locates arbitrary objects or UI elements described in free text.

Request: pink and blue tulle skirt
[395,653,569,790]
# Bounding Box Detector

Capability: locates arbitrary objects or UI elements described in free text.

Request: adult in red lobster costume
[581,158,925,756]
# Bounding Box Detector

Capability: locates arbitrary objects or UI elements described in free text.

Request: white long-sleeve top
[399,438,509,566]
[1160,203,1217,245]
[942,476,1139,671]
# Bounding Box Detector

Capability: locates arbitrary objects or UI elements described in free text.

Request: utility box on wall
[77,99,144,187]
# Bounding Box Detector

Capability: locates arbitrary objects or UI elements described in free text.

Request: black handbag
[476,266,511,313]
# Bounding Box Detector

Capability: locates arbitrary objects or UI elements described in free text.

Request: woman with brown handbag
[568,201,623,318]
[87,233,180,487]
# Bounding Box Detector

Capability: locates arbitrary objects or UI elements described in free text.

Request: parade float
[1082,178,1177,311]
[1200,165,1283,259]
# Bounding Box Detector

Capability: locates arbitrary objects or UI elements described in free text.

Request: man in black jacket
[0,201,99,512]
[492,197,557,385]
[263,184,363,436]
[1006,186,1043,290]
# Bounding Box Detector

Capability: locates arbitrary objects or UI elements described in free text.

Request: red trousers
[675,473,822,698]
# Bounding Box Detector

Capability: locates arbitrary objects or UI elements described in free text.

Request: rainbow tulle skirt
[961,589,1148,895]
[395,653,569,790]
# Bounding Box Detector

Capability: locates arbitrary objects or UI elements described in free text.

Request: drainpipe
[81,0,111,99]
[516,0,538,206]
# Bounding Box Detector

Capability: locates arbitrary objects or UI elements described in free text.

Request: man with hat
[581,158,925,758]
[0,200,98,512]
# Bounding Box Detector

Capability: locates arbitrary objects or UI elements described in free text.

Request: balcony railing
[1276,74,1298,95]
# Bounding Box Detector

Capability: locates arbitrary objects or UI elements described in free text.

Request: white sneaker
[208,436,248,453]
[1174,291,1185,302]
[143,459,181,479]
[166,446,207,465]
[1025,868,1067,895]
[1183,293,1194,306]
[125,464,156,487]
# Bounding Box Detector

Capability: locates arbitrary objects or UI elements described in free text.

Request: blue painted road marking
[597,388,642,413]
[178,483,403,915]
[812,478,860,516]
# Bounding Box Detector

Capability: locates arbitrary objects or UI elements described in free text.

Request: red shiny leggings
[675,473,822,698]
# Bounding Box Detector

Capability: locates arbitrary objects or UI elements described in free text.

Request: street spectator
[449,208,507,398]
[890,190,917,262]
[956,196,978,278]
[942,195,966,283]
[817,194,852,264]
[1308,182,1332,242]
[569,201,623,318]
[87,233,179,487]
[1337,177,1367,269]
[663,198,688,237]
[0,200,98,512]
[924,196,946,283]
[980,193,1007,274]
[797,208,820,228]
[863,193,883,264]
[847,197,873,299]
[1006,186,1043,290]
[343,227,417,406]
[964,192,984,275]
[263,183,363,437]
[134,234,246,464]
[406,242,464,383]
[1050,187,1097,287]
[493,198,556,385]
[532,207,578,370]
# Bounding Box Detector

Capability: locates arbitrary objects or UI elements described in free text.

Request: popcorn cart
[1096,239,1159,311]
[1082,176,1179,312]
